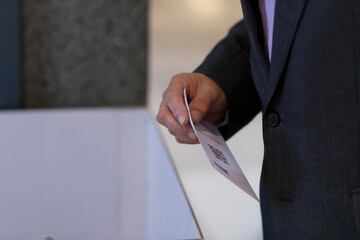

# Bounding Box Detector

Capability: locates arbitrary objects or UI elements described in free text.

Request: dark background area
[0,0,21,109]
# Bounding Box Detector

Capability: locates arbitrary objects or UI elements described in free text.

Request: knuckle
[176,137,185,144]
[162,90,173,102]
[156,112,165,124]
[170,72,189,85]
[170,73,183,82]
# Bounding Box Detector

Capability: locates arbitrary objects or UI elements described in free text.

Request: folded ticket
[184,88,259,202]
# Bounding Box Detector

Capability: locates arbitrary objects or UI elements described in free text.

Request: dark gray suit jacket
[195,0,360,239]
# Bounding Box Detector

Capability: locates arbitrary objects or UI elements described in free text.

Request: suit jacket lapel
[264,0,308,108]
[241,0,269,104]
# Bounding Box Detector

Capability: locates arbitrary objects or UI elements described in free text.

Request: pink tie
[258,0,276,62]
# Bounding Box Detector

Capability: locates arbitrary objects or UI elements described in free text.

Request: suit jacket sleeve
[194,20,261,140]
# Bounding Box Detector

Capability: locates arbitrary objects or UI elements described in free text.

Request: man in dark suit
[156,0,360,239]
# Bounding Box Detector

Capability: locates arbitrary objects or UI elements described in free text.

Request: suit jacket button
[268,112,280,127]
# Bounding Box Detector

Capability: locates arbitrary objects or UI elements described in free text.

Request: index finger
[162,82,189,126]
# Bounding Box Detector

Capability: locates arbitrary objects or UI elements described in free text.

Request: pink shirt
[258,0,276,62]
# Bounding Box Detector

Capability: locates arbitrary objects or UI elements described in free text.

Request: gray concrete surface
[22,0,147,108]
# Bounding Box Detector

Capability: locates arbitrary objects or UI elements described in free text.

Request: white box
[0,108,201,240]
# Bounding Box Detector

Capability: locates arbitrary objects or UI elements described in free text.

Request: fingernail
[187,132,197,140]
[190,111,201,123]
[178,115,185,125]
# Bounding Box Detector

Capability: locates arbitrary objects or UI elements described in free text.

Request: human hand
[156,72,227,144]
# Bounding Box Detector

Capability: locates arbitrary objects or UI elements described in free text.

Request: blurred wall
[22,0,147,108]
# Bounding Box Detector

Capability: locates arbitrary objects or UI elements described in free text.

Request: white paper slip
[184,88,259,202]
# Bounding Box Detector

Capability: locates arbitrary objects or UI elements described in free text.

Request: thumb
[188,88,212,124]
